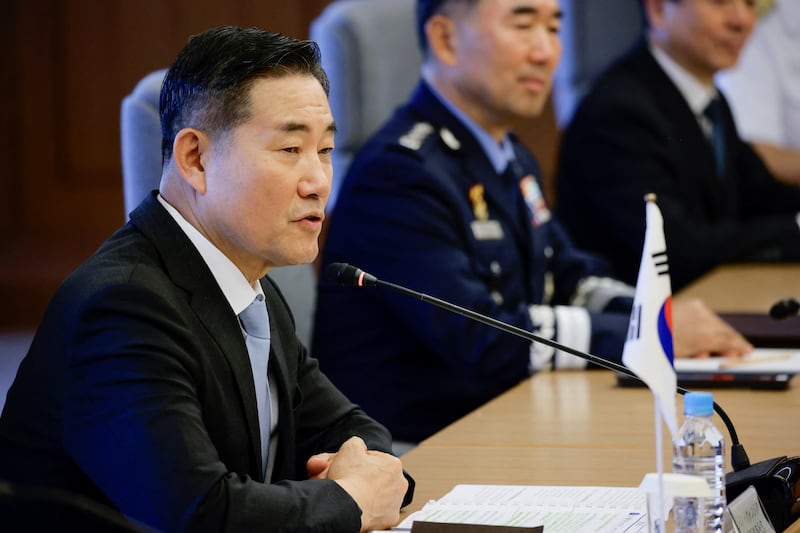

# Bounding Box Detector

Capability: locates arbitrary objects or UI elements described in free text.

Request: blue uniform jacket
[313,82,630,442]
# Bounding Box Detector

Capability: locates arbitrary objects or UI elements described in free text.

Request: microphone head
[324,263,378,287]
[769,298,800,320]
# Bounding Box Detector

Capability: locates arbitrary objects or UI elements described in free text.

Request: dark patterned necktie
[703,97,726,178]
[504,157,539,231]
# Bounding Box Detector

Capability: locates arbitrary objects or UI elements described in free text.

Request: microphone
[325,262,751,470]
[769,298,800,320]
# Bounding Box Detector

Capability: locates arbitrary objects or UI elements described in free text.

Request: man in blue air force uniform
[313,0,751,444]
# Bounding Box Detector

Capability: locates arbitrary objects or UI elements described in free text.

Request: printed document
[394,484,652,532]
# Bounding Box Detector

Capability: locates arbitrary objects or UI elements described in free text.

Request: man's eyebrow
[511,5,563,19]
[279,121,337,133]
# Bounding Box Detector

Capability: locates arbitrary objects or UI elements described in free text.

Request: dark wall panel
[0,0,558,329]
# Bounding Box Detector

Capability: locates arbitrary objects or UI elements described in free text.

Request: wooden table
[414,371,798,457]
[676,263,800,314]
[398,371,800,531]
[675,263,800,346]
[391,264,800,529]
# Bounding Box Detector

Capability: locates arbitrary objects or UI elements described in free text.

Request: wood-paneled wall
[0,0,558,330]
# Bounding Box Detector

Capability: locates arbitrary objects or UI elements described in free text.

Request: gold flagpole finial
[644,193,657,203]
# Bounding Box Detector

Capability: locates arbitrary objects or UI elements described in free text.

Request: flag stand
[639,470,713,533]
[654,399,667,532]
[623,194,699,531]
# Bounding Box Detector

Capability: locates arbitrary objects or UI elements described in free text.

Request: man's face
[197,74,335,280]
[448,0,562,129]
[652,0,756,82]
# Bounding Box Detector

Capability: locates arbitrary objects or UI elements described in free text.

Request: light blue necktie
[239,296,271,479]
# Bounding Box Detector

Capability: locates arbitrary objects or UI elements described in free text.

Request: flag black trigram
[627,303,642,342]
[651,250,669,276]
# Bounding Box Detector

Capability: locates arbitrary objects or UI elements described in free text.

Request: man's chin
[513,99,548,120]
[285,248,319,267]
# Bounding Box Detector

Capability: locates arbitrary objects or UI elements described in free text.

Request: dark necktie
[703,97,727,178]
[239,296,272,478]
[503,159,525,224]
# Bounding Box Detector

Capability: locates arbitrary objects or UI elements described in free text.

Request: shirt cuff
[553,306,590,369]
[527,305,556,371]
[527,305,590,370]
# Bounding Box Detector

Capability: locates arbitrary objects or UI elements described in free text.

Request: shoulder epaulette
[398,122,435,151]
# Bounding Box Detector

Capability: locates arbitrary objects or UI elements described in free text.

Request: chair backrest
[310,0,421,212]
[119,70,317,347]
[120,68,167,218]
[552,0,644,128]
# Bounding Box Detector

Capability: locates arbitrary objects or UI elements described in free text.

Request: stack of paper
[394,484,651,532]
[674,348,800,374]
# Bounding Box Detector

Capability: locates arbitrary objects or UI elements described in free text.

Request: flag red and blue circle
[657,296,674,363]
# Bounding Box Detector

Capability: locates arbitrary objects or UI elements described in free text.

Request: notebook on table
[617,348,800,390]
[717,313,800,348]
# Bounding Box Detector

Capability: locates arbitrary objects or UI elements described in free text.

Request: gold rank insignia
[469,183,489,221]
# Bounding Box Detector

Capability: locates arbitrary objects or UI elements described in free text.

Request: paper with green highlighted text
[393,484,654,532]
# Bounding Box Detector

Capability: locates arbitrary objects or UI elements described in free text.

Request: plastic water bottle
[672,392,730,533]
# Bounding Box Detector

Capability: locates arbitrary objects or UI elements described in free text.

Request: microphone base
[726,455,800,531]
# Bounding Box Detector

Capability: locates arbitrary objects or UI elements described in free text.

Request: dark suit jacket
[557,41,800,291]
[0,194,410,532]
[314,81,630,443]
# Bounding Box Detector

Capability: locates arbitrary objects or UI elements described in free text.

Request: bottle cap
[683,391,714,416]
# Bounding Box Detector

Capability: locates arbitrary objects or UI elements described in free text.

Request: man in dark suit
[313,0,752,445]
[0,27,411,532]
[557,0,800,292]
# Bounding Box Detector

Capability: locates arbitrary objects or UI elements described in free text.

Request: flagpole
[621,194,679,531]
[654,400,666,532]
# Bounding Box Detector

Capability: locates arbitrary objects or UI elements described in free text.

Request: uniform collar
[424,80,516,175]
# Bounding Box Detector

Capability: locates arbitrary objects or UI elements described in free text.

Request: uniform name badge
[471,219,504,241]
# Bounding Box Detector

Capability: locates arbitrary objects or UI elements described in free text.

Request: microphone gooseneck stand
[327,262,800,529]
[325,262,751,471]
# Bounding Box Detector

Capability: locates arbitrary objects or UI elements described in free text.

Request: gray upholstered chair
[119,70,317,347]
[310,0,421,212]
[120,68,167,218]
[552,0,644,128]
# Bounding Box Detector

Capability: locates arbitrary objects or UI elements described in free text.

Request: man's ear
[425,14,459,67]
[643,0,668,30]
[172,127,209,195]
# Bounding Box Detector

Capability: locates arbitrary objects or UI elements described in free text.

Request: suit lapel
[635,45,731,218]
[129,194,264,477]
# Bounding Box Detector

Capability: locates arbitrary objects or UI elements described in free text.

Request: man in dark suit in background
[313,0,751,447]
[557,0,800,292]
[0,26,411,532]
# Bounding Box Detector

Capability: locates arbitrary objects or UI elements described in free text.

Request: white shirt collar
[157,194,263,316]
[650,43,718,117]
